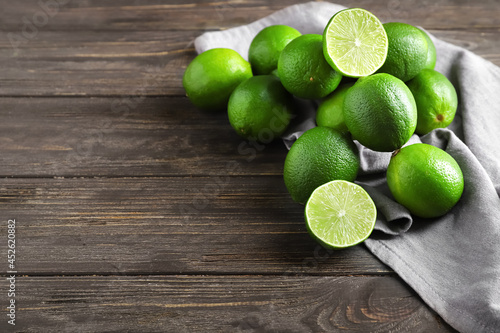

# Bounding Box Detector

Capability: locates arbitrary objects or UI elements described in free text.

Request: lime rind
[323,8,388,77]
[305,180,377,249]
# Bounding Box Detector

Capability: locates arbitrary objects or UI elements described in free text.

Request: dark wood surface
[1,275,451,332]
[1,0,497,332]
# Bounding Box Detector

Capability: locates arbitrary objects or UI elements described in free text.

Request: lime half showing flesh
[305,180,377,249]
[323,8,388,77]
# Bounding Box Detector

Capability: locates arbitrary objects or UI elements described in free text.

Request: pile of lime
[183,8,464,249]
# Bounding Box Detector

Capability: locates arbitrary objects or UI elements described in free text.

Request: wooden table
[0,1,498,332]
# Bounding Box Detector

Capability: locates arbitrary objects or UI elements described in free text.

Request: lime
[387,143,464,218]
[323,8,388,77]
[316,83,354,133]
[283,127,359,204]
[183,48,252,111]
[305,180,377,249]
[228,75,294,141]
[406,69,458,135]
[419,28,437,70]
[378,22,428,82]
[343,73,417,152]
[278,34,342,99]
[248,25,301,75]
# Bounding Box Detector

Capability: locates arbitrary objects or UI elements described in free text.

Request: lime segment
[305,180,377,249]
[323,8,388,77]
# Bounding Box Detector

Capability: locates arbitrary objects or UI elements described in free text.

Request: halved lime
[305,180,377,249]
[323,8,388,77]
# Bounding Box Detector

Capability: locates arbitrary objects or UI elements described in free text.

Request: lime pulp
[305,180,377,249]
[323,8,388,77]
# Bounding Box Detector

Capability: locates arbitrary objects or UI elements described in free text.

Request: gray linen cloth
[194,2,500,332]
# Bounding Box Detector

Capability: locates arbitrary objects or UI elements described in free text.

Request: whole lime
[183,48,252,111]
[316,83,354,133]
[283,127,360,204]
[378,22,428,82]
[406,69,458,135]
[228,75,294,141]
[343,73,417,152]
[248,25,301,75]
[278,34,342,99]
[387,143,464,218]
[419,28,437,70]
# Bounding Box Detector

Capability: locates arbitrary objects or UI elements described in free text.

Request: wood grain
[0,275,455,332]
[1,176,389,275]
[0,30,195,96]
[0,96,292,177]
[0,0,498,31]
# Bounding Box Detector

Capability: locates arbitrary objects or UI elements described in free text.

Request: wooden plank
[1,177,389,275]
[0,96,292,177]
[0,275,456,332]
[0,0,498,31]
[431,29,500,65]
[0,30,195,96]
[0,29,498,96]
